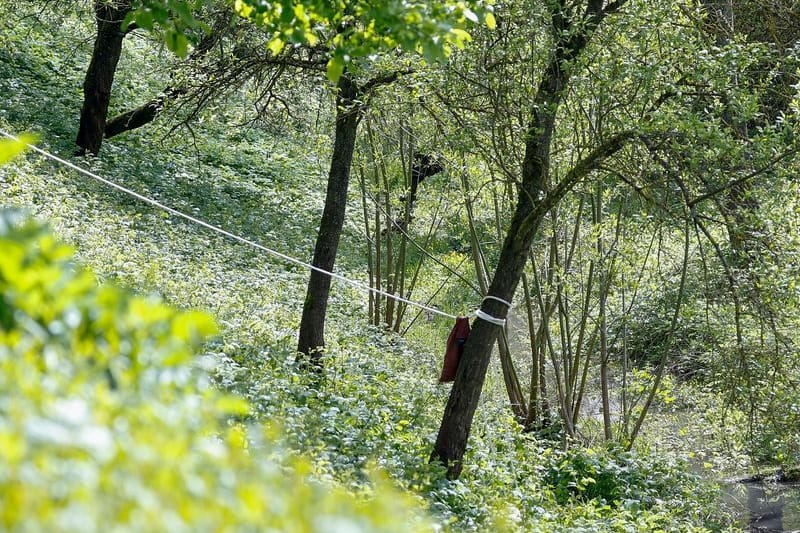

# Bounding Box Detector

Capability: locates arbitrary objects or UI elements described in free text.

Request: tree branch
[688,146,800,207]
[525,130,636,229]
[360,69,414,92]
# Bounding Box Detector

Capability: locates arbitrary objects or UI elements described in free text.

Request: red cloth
[439,317,471,382]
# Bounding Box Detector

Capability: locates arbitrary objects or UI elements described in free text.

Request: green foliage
[0,6,757,530]
[126,0,213,57]
[0,211,433,531]
[542,446,704,511]
[128,0,495,80]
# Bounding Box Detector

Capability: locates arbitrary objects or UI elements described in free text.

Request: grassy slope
[0,6,729,532]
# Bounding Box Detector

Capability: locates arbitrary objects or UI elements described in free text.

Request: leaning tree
[430,0,631,479]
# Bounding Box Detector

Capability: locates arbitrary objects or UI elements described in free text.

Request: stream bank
[723,479,800,532]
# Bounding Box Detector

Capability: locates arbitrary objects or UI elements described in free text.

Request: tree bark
[76,0,132,155]
[430,0,627,479]
[297,74,361,363]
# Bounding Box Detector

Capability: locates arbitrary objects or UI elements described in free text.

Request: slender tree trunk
[392,127,412,332]
[522,273,542,427]
[431,1,627,478]
[357,165,375,322]
[374,189,382,325]
[461,171,527,421]
[594,184,613,440]
[383,174,396,327]
[76,0,132,155]
[297,74,361,363]
[627,221,691,447]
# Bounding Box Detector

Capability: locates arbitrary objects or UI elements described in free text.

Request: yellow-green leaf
[267,36,285,56]
[0,134,35,165]
[217,395,251,416]
[327,56,344,82]
[234,0,253,18]
[173,310,218,341]
[485,12,496,30]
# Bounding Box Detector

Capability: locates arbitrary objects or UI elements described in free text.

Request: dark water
[723,481,800,532]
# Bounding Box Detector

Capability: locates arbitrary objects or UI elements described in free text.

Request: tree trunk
[297,74,361,363]
[595,184,613,440]
[430,1,626,478]
[431,199,543,478]
[76,0,131,156]
[522,274,541,425]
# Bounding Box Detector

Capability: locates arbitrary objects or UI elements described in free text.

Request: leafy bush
[542,445,706,511]
[0,206,432,532]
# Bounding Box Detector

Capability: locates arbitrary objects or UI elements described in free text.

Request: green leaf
[327,56,344,82]
[134,10,155,31]
[0,134,34,165]
[165,29,189,57]
[485,12,496,30]
[267,36,285,56]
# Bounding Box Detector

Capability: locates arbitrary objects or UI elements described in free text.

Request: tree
[75,0,212,155]
[296,71,363,361]
[422,0,800,476]
[430,0,630,479]
[127,0,494,364]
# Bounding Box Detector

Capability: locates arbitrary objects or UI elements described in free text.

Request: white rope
[0,130,458,320]
[473,294,512,326]
[475,308,506,327]
[482,295,512,308]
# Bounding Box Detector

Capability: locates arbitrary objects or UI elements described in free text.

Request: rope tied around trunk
[474,295,512,327]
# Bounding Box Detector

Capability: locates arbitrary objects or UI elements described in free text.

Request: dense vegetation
[1,0,799,531]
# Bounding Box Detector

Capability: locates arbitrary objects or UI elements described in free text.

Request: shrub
[542,445,705,511]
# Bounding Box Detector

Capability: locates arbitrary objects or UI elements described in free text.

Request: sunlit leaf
[0,134,34,165]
